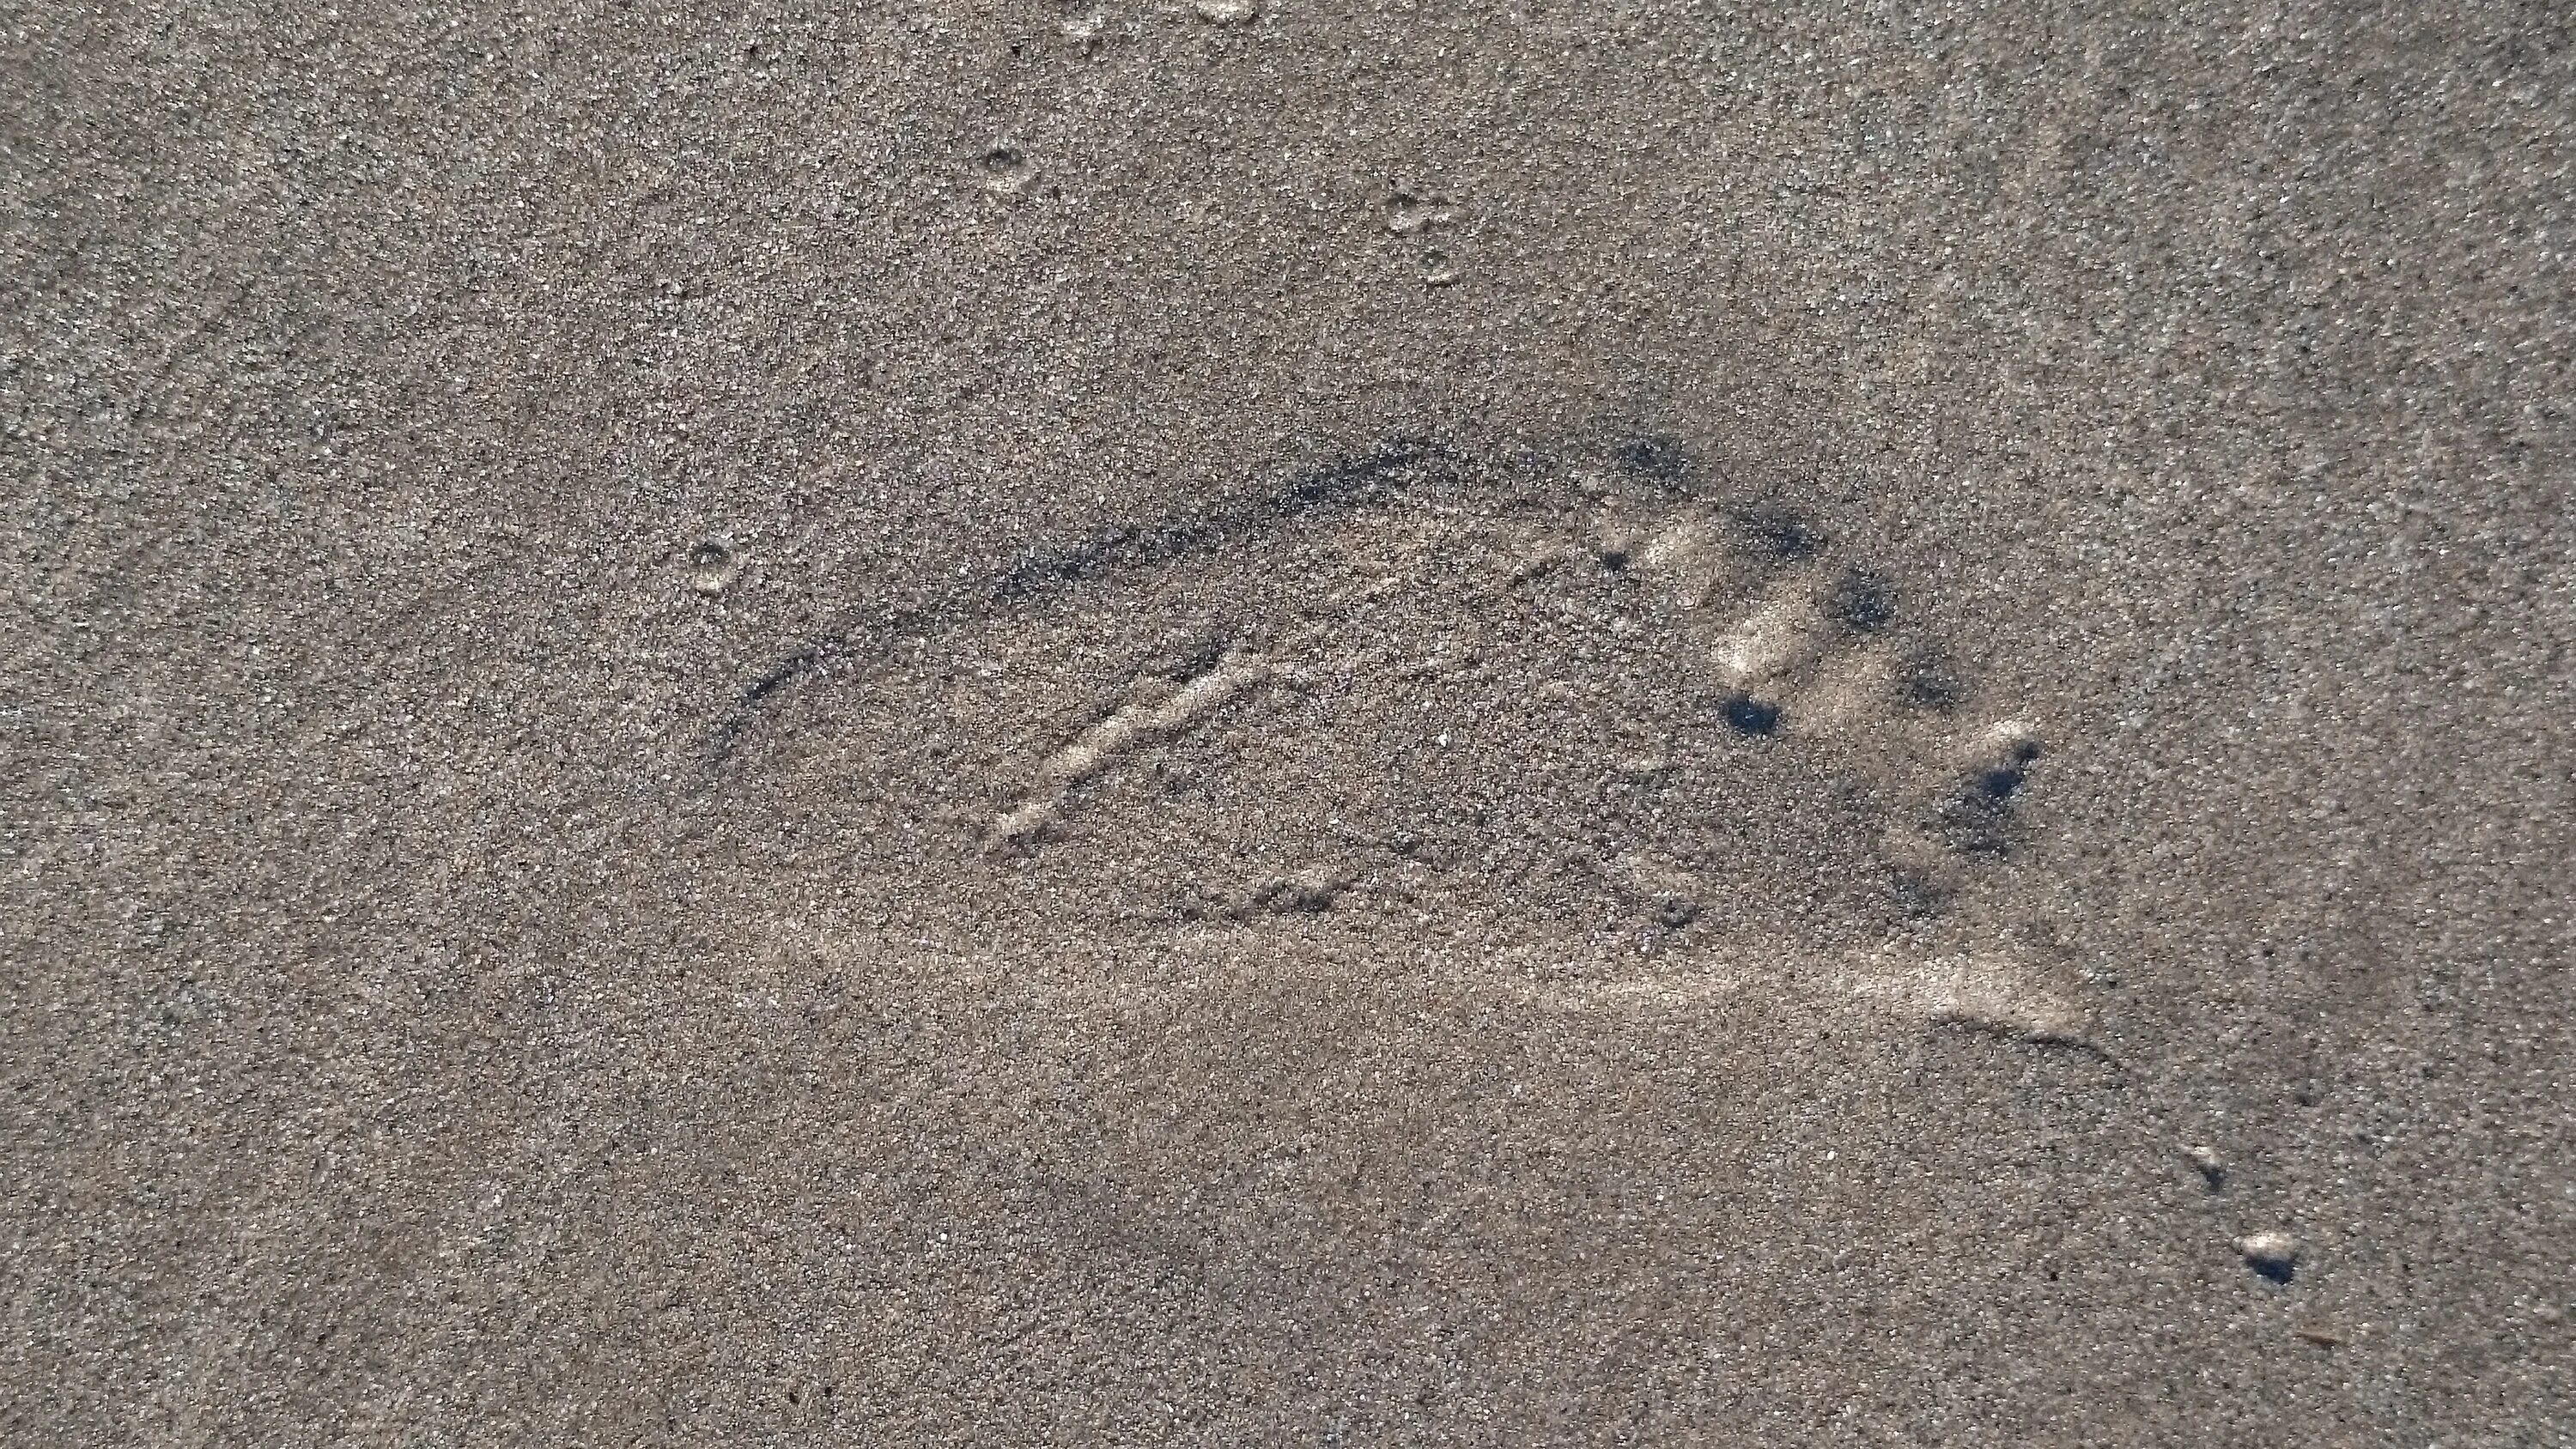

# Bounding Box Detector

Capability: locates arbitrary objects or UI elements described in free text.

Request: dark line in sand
[706,436,1467,763]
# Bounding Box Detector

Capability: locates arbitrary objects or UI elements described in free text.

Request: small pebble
[979,144,1033,193]
[2181,1143,2225,1188]
[688,540,738,596]
[2236,1230,2301,1280]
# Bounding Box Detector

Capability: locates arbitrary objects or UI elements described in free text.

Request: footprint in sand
[709,431,2096,1053]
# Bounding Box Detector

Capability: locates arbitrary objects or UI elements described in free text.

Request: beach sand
[7,2,2570,1441]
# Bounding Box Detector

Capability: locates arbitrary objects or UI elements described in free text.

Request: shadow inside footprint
[1925,734,2044,856]
[1722,697,1783,735]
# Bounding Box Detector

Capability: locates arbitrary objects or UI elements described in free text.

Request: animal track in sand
[713,433,2095,1052]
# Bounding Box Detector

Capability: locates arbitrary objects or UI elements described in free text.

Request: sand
[7,2,2571,1442]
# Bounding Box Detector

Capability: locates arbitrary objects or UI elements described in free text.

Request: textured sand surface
[7,2,2573,1443]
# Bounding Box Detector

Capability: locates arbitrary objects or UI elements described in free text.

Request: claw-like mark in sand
[987,652,1277,850]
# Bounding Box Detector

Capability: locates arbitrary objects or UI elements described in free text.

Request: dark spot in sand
[1614,434,1694,483]
[1733,502,1824,560]
[1828,567,1896,631]
[1722,696,1782,735]
[1893,643,1968,712]
[1928,746,2040,854]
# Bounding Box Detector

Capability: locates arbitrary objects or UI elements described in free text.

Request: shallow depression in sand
[702,433,2097,1053]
